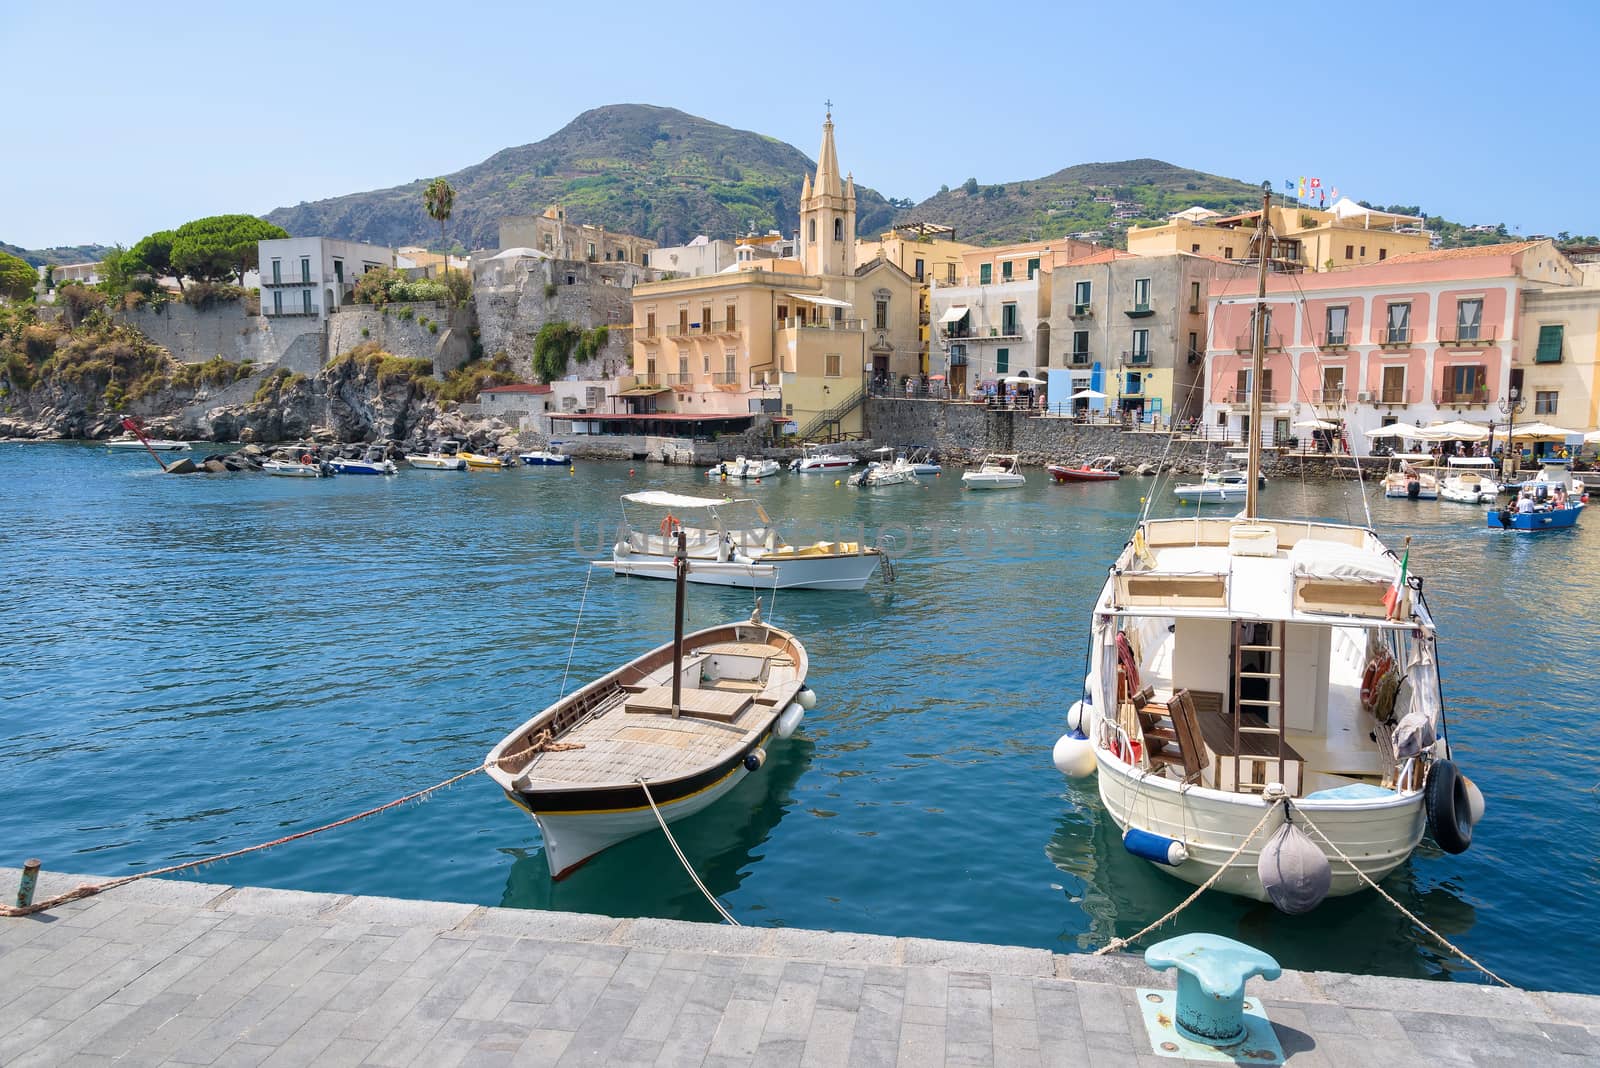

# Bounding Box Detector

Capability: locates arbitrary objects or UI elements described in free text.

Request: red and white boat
[1047,455,1121,483]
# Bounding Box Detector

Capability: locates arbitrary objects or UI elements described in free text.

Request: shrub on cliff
[180,282,246,310]
[532,322,609,382]
[327,341,434,387]
[0,250,36,301]
[57,284,108,327]
[351,267,452,306]
[437,352,516,403]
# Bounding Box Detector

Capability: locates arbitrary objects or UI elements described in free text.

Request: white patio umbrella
[1002,374,1043,385]
[1508,422,1578,441]
[1419,420,1492,441]
[1585,429,1600,444]
[1069,389,1107,400]
[1365,424,1423,440]
[1293,419,1339,430]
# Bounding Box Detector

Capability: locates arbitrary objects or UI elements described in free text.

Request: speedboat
[961,453,1025,490]
[604,491,884,590]
[1382,455,1439,500]
[460,449,513,469]
[788,443,856,473]
[1173,464,1261,505]
[707,456,780,480]
[107,437,189,451]
[1053,195,1481,910]
[1489,483,1582,531]
[1438,457,1498,504]
[520,441,573,467]
[905,448,943,476]
[409,439,467,471]
[263,458,326,478]
[1048,455,1120,483]
[848,447,919,487]
[328,446,397,476]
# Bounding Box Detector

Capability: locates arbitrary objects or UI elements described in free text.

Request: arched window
[833,218,843,241]
[808,219,816,242]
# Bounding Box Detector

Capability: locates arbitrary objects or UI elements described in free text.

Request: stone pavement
[2,869,1596,1067]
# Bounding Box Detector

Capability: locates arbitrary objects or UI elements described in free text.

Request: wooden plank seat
[1137,687,1208,782]
[623,685,753,722]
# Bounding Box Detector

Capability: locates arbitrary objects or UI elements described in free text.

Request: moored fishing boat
[460,448,513,469]
[1047,455,1120,483]
[905,447,943,475]
[1053,186,1483,911]
[1438,457,1498,504]
[848,447,919,487]
[485,539,815,879]
[1488,482,1582,531]
[604,491,883,590]
[1382,454,1439,500]
[408,440,468,471]
[327,446,397,476]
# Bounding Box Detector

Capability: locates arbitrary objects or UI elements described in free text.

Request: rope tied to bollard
[637,777,740,926]
[3,733,580,919]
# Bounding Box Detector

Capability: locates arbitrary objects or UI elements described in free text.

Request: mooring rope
[636,777,740,926]
[1290,805,1512,987]
[558,564,596,700]
[1094,799,1281,956]
[1,734,576,919]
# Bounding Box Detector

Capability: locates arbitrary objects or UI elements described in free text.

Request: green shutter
[996,348,1009,374]
[1535,324,1564,363]
[980,263,992,285]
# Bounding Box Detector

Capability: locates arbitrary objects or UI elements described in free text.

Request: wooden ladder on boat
[1232,621,1287,793]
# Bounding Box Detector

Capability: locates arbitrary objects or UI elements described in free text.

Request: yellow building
[1127,198,1431,272]
[1521,282,1600,431]
[627,112,922,439]
[855,224,977,372]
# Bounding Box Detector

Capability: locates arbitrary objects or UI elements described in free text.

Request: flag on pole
[1330,187,1339,200]
[1383,541,1410,619]
[1298,177,1306,197]
[1284,179,1294,193]
[1310,177,1321,191]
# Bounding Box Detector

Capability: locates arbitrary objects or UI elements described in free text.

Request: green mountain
[263,104,897,252]
[1,241,114,268]
[900,160,1271,247]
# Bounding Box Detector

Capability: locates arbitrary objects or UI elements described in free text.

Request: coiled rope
[0,732,577,919]
[1095,798,1281,956]
[636,777,739,926]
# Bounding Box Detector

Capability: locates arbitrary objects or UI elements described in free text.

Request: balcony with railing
[1435,386,1491,407]
[666,373,696,390]
[1124,303,1155,319]
[630,373,663,388]
[1438,324,1497,348]
[1120,350,1151,366]
[711,371,740,387]
[1314,388,1347,405]
[1068,350,1093,366]
[263,272,315,288]
[1222,389,1282,406]
[1317,331,1349,351]
[1377,387,1413,406]
[1068,304,1094,320]
[940,325,974,340]
[1233,333,1285,353]
[1379,327,1411,348]
[781,317,863,332]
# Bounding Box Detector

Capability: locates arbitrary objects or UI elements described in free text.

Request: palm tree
[423,178,455,277]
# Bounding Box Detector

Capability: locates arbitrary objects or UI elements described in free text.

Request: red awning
[549,411,753,422]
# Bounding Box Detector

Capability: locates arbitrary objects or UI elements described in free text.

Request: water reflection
[499,737,815,921]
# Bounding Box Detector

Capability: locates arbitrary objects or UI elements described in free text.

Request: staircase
[796,383,867,442]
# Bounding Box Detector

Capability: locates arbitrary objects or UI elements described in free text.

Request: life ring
[1360,651,1393,710]
[1425,759,1472,854]
[659,514,680,537]
[300,452,313,465]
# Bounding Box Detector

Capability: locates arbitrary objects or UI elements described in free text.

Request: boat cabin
[1095,516,1435,800]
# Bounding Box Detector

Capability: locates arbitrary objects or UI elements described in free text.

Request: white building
[928,277,1050,398]
[645,236,739,277]
[258,238,394,318]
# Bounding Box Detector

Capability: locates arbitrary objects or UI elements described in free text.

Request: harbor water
[1,443,1596,993]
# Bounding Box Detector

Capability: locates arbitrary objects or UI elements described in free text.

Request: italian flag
[1383,544,1409,619]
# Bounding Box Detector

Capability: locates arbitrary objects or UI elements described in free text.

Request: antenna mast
[1244,183,1272,521]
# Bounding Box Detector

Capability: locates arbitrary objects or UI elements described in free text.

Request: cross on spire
[824,99,832,118]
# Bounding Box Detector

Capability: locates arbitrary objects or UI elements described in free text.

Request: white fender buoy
[1052,732,1096,778]
[1460,773,1486,826]
[776,703,805,739]
[795,686,817,711]
[1065,700,1085,734]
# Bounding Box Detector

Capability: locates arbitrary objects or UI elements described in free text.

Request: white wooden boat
[961,453,1025,490]
[848,447,919,487]
[1055,190,1481,911]
[485,546,815,879]
[708,456,780,480]
[108,437,189,451]
[1438,457,1498,504]
[605,491,882,590]
[263,458,325,478]
[788,443,856,473]
[1382,455,1439,499]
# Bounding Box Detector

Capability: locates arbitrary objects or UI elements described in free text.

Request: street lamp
[1496,386,1526,479]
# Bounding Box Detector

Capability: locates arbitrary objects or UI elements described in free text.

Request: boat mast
[1244,183,1272,521]
[671,530,687,718]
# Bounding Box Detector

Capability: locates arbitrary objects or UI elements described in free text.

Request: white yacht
[1438,457,1498,504]
[961,453,1025,490]
[848,447,919,487]
[1053,188,1482,911]
[708,456,781,480]
[605,491,883,590]
[789,443,856,473]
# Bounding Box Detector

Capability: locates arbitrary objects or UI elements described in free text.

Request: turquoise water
[2,443,1596,993]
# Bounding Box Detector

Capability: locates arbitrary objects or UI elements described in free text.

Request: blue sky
[4,0,1596,249]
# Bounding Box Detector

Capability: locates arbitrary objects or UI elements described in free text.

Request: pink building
[1203,241,1585,451]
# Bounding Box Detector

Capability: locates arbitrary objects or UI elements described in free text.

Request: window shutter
[1535,325,1564,363]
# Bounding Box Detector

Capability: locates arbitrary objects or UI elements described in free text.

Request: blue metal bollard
[1144,932,1281,1046]
[16,859,41,908]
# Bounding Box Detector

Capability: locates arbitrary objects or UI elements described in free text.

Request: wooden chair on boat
[1137,688,1208,783]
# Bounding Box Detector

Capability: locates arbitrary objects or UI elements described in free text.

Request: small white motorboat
[520,441,573,467]
[1382,455,1439,500]
[848,447,919,487]
[328,446,397,476]
[486,545,815,880]
[707,456,780,480]
[1438,457,1498,504]
[788,443,856,473]
[961,453,1025,490]
[1174,463,1266,505]
[905,447,943,475]
[263,458,326,478]
[108,437,190,452]
[409,439,468,471]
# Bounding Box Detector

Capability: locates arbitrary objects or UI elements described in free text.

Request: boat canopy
[622,491,736,509]
[1446,456,1496,468]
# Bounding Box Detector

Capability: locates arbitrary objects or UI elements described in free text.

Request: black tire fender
[1426,759,1472,854]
